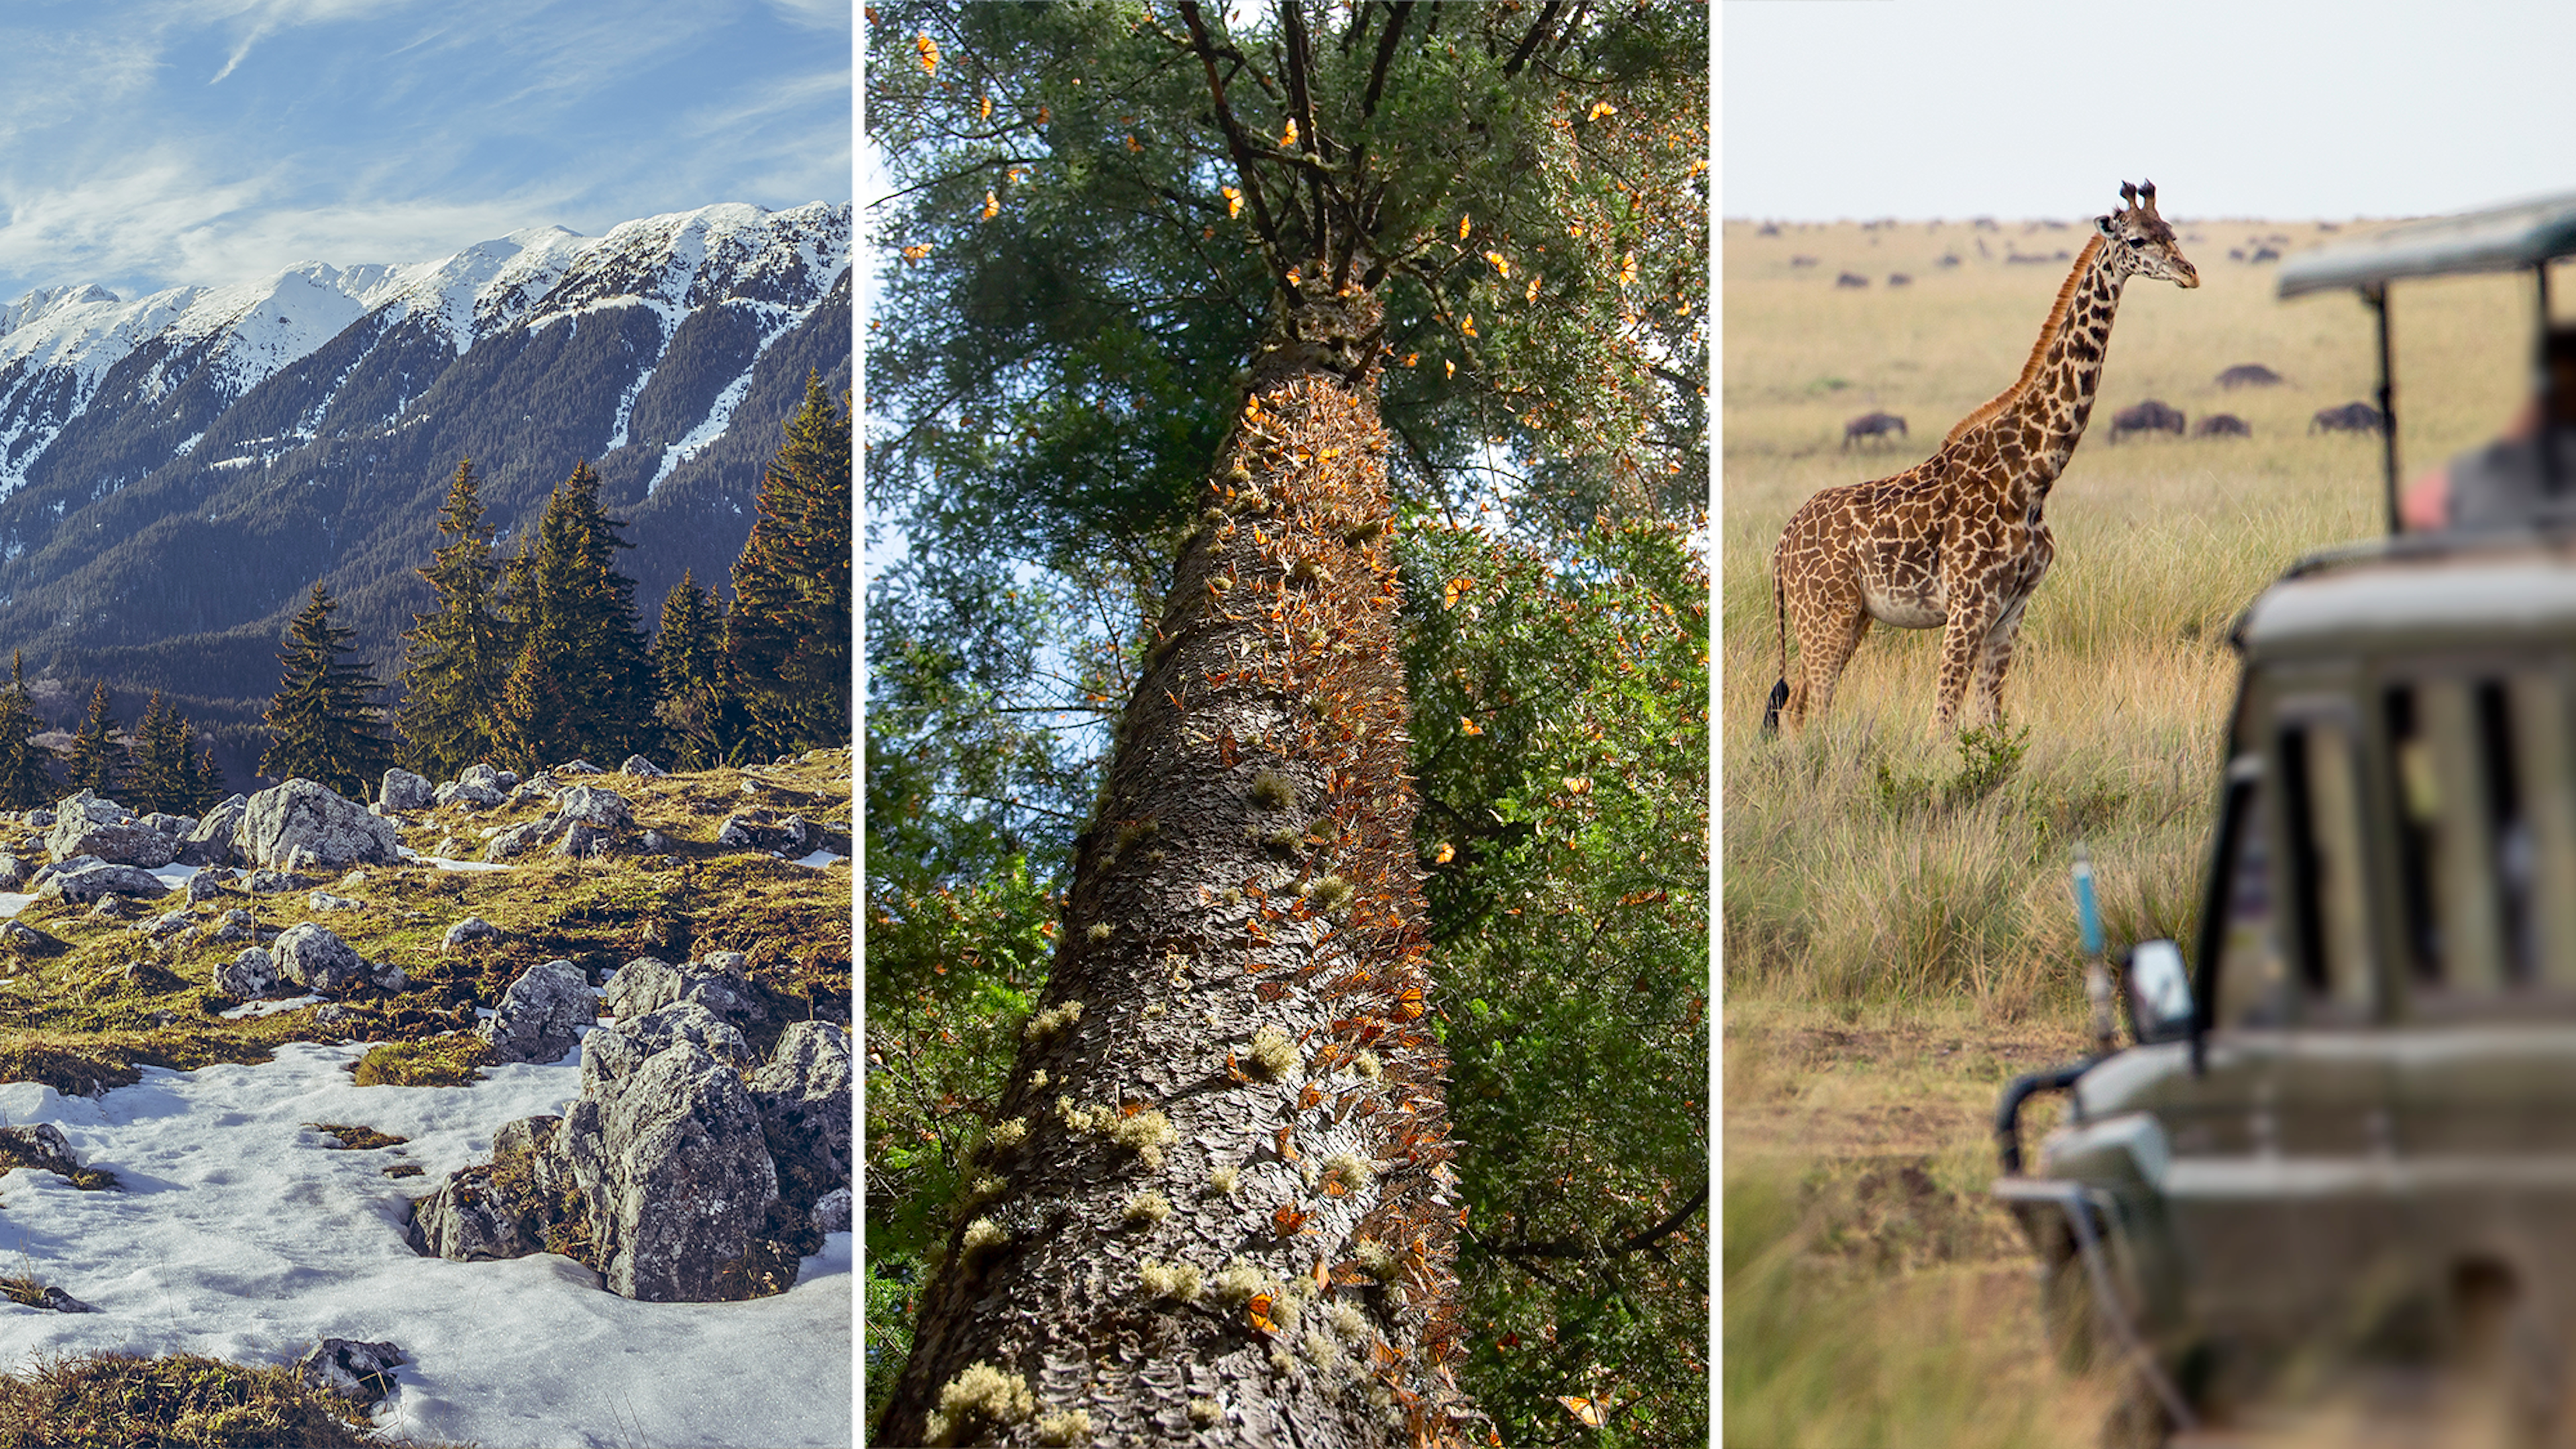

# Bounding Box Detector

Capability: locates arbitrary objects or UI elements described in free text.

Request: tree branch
[1177,1,1300,302]
[1501,0,1562,79]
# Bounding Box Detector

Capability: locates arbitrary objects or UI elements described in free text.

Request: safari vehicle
[1994,191,2576,1444]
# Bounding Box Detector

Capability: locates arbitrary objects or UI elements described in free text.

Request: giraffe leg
[1931,600,2004,733]
[1791,608,1871,730]
[1972,597,2031,725]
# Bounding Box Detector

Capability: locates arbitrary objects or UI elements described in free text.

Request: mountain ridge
[0,201,852,777]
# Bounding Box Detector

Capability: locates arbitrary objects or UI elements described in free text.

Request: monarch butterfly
[1297,1082,1323,1111]
[1275,1124,1300,1162]
[1226,1050,1250,1084]
[1248,1293,1279,1334]
[1392,986,1426,1021]
[1432,842,1454,865]
[1558,1395,1609,1428]
[1255,981,1288,1002]
[1440,576,1474,610]
[1273,1203,1309,1236]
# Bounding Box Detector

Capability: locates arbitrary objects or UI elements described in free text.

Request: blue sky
[1724,0,2576,222]
[0,0,851,305]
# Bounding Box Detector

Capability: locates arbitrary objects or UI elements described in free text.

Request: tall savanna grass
[1723,213,2541,1014]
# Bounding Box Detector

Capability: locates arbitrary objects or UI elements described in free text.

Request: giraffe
[1762,180,2198,737]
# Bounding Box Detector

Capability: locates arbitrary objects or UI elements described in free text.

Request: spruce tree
[262,584,394,798]
[65,683,117,798]
[727,372,851,755]
[191,743,231,813]
[0,653,52,810]
[654,568,734,769]
[398,460,515,780]
[495,462,659,771]
[125,690,193,814]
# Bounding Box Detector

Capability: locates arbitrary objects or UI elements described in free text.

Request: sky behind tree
[1724,0,2576,222]
[0,0,851,305]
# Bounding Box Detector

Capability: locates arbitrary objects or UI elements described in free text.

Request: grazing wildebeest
[2216,363,2284,388]
[1888,273,1912,287]
[1836,272,1869,288]
[1790,255,1819,268]
[2311,401,2385,435]
[1938,254,1962,268]
[2108,398,2186,442]
[2251,246,2281,262]
[1758,223,1781,236]
[1766,180,2199,737]
[2194,413,2252,437]
[1843,411,1908,449]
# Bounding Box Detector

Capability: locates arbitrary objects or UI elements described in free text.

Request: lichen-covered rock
[38,858,172,904]
[583,1003,755,1096]
[557,1040,783,1302]
[482,816,555,861]
[479,958,596,1065]
[209,908,259,944]
[715,810,805,852]
[621,755,667,777]
[176,796,248,868]
[307,891,362,912]
[410,1165,541,1261]
[272,922,370,992]
[554,822,610,858]
[213,947,278,1000]
[751,1021,853,1215]
[0,854,26,890]
[184,868,227,905]
[555,784,631,830]
[443,916,501,951]
[45,790,177,868]
[244,868,315,894]
[0,919,60,953]
[604,957,682,1018]
[809,1185,852,1234]
[235,780,398,871]
[380,768,435,812]
[293,1340,407,1407]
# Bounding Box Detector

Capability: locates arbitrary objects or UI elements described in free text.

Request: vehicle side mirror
[2125,939,2194,1044]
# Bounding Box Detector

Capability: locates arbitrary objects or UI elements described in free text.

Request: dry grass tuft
[0,1350,476,1449]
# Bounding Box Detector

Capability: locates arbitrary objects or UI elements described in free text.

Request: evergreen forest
[0,375,852,807]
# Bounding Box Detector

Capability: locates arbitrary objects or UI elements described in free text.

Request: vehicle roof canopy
[2241,543,2576,658]
[2278,189,2576,299]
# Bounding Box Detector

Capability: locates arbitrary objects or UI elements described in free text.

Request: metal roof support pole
[2367,284,2399,535]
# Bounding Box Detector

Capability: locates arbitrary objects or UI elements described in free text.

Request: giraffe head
[2096,179,2199,289]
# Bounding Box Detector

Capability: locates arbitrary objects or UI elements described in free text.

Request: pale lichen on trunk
[879,287,1472,1448]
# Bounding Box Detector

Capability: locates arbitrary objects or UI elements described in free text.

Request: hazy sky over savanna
[1724,0,2576,223]
[0,0,851,305]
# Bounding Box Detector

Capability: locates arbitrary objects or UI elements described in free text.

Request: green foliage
[494,460,659,770]
[191,741,230,812]
[1872,722,2033,816]
[728,373,852,757]
[0,653,54,810]
[861,855,1055,1419]
[259,584,394,798]
[398,460,517,780]
[350,1032,491,1087]
[1402,515,1709,1449]
[64,682,117,796]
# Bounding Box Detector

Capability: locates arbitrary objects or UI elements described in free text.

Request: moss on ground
[351,1034,491,1087]
[0,1350,471,1449]
[305,1122,406,1150]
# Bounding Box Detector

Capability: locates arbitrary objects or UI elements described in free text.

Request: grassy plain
[1722,212,2553,1444]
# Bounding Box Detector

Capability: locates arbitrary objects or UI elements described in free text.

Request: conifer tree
[495,461,658,770]
[654,568,735,769]
[192,743,231,813]
[728,372,852,755]
[125,690,195,814]
[262,584,394,798]
[398,460,515,779]
[65,683,118,798]
[0,653,52,810]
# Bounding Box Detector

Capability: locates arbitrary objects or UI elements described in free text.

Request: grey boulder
[176,797,248,868]
[479,958,596,1065]
[620,755,667,777]
[38,859,171,904]
[46,791,176,869]
[272,922,370,992]
[442,916,501,951]
[751,1021,853,1212]
[235,780,398,871]
[214,947,279,1000]
[294,1339,406,1407]
[558,1040,782,1302]
[380,768,435,812]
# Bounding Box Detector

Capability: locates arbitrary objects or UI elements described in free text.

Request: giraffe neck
[1943,237,2129,508]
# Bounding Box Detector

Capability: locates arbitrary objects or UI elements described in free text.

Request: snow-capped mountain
[0,201,850,755]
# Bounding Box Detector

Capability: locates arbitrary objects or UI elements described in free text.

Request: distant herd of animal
[1841,363,2384,450]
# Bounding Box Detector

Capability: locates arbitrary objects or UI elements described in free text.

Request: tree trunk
[879,288,1472,1447]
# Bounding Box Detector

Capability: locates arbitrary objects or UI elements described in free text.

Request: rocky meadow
[0,750,853,1448]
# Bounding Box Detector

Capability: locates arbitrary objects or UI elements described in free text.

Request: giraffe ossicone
[1762,180,2198,737]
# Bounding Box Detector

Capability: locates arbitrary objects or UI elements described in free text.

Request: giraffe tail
[1761,561,1790,737]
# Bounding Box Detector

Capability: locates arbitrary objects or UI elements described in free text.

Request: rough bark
[879,288,1470,1447]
